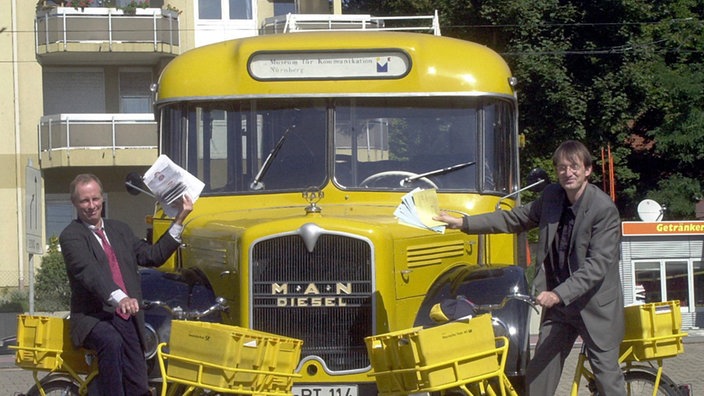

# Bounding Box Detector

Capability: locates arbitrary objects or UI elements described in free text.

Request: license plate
[292,385,358,396]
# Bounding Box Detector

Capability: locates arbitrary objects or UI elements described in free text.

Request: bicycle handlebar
[473,293,538,313]
[143,296,229,320]
[431,292,539,324]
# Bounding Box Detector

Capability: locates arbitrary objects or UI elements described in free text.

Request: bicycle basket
[163,320,303,394]
[14,315,93,374]
[620,301,687,361]
[365,313,507,395]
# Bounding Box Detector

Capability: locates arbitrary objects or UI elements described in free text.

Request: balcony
[38,113,158,168]
[35,7,180,65]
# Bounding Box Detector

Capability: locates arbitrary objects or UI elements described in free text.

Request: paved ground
[2,333,703,395]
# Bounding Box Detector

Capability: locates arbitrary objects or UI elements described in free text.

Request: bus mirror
[525,168,549,193]
[125,172,154,197]
[495,168,549,210]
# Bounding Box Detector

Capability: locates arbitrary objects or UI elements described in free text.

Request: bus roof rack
[260,10,441,36]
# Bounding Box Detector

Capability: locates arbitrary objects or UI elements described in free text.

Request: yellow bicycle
[366,294,689,396]
[570,300,689,396]
[13,298,302,396]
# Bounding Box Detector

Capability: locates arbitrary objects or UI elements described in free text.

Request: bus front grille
[251,234,373,372]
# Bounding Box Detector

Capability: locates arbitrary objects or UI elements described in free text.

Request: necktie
[94,228,129,320]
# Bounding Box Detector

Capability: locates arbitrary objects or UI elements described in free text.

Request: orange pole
[608,144,616,202]
[601,147,607,192]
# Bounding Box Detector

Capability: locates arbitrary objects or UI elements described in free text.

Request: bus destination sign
[248,51,410,80]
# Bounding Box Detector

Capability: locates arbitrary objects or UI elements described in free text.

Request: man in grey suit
[60,174,192,396]
[435,140,625,395]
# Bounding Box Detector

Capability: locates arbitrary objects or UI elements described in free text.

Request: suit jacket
[462,183,624,349]
[59,218,180,349]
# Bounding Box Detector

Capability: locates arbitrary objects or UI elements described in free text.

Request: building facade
[1,0,336,292]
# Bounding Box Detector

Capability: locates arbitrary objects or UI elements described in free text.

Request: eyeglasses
[556,164,583,173]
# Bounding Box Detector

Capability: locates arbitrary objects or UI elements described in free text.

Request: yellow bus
[148,14,532,395]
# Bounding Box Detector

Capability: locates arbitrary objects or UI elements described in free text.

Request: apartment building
[0,0,337,291]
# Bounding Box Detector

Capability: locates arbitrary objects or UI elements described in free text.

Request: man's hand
[535,291,561,308]
[173,194,194,225]
[433,211,463,229]
[117,297,140,316]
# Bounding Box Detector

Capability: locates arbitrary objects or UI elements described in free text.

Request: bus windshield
[160,96,514,195]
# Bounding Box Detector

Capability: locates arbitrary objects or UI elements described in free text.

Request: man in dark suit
[435,140,625,395]
[60,174,193,396]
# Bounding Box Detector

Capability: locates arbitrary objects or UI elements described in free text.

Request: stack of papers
[143,155,205,217]
[394,188,447,233]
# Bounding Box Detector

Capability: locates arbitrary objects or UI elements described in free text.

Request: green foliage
[648,175,701,220]
[164,3,181,14]
[0,288,28,313]
[121,0,149,15]
[35,237,71,312]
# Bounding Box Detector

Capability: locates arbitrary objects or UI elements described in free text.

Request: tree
[35,237,71,312]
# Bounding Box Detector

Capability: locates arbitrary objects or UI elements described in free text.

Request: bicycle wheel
[624,370,681,396]
[26,378,80,396]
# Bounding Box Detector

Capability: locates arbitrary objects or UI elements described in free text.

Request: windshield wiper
[249,111,299,190]
[402,161,476,185]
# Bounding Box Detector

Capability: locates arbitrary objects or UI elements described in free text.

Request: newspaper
[394,188,447,233]
[143,155,205,217]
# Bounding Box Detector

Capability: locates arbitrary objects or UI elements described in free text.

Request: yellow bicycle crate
[620,301,686,361]
[165,320,303,394]
[365,314,504,394]
[14,314,93,374]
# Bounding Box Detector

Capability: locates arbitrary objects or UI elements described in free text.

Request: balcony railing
[35,7,180,54]
[38,113,158,167]
[261,11,441,35]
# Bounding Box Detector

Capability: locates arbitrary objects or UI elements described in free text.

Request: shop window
[634,259,698,310]
[634,261,662,303]
[695,260,704,308]
[665,261,688,306]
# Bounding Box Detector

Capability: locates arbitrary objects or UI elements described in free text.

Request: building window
[198,0,252,20]
[274,0,295,15]
[194,0,256,47]
[43,68,106,114]
[119,70,153,113]
[229,0,251,19]
[45,195,74,243]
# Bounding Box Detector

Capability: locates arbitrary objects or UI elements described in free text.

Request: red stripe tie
[95,228,129,320]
